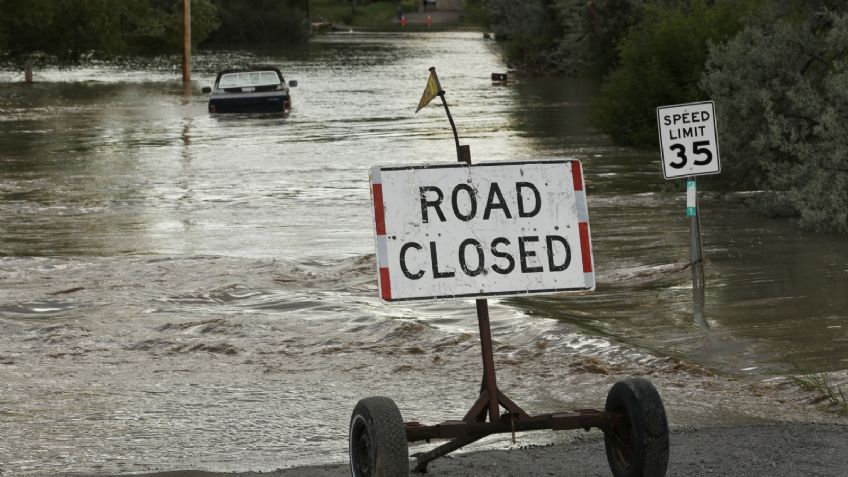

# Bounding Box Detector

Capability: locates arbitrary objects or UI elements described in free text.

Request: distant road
[397,10,463,25]
[73,423,848,477]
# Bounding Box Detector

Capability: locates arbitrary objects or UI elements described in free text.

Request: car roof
[214,65,284,83]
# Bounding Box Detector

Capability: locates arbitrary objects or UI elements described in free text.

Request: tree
[551,0,647,76]
[124,0,220,54]
[484,0,655,75]
[205,0,308,44]
[0,0,126,62]
[485,0,562,72]
[702,5,848,232]
[593,0,755,147]
[0,0,219,65]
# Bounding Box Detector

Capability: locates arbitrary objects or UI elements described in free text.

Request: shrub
[0,0,220,62]
[551,0,647,76]
[702,6,848,232]
[205,0,308,44]
[594,0,755,147]
[486,0,562,72]
[487,0,646,75]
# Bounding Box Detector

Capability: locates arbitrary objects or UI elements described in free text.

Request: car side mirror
[201,86,212,94]
[288,80,297,88]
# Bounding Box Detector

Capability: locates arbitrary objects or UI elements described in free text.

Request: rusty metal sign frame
[397,84,622,472]
[405,298,624,472]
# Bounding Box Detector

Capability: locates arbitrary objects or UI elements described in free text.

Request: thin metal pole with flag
[410,66,500,474]
[415,66,469,163]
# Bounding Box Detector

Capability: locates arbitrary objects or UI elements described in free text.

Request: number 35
[669,140,712,169]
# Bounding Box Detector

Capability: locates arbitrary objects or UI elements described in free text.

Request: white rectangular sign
[369,160,595,302]
[656,101,720,180]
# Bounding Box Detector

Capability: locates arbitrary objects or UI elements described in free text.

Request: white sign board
[369,160,595,302]
[656,101,720,180]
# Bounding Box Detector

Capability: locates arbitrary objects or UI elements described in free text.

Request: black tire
[603,378,670,477]
[349,396,409,477]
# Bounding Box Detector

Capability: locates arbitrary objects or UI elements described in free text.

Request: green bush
[0,0,219,62]
[487,0,646,75]
[702,6,848,232]
[205,0,307,44]
[125,0,220,54]
[486,0,562,72]
[551,0,647,76]
[594,0,755,146]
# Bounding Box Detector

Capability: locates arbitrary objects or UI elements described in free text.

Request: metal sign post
[348,70,671,477]
[657,101,720,326]
[687,178,707,327]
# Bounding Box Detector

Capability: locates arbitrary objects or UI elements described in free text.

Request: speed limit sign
[656,101,720,180]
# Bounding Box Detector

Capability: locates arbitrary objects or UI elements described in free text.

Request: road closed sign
[369,160,595,302]
[656,101,721,180]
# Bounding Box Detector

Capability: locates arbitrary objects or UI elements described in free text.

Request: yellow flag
[415,67,442,113]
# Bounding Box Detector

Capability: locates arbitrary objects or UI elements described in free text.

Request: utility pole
[182,0,191,83]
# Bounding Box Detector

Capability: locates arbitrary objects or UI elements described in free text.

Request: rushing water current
[1,32,847,475]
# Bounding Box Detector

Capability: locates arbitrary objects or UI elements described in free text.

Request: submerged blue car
[202,66,297,114]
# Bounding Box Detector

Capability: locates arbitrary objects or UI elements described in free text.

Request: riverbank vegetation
[310,0,487,29]
[204,0,309,44]
[487,0,848,233]
[312,0,416,28]
[0,0,485,62]
[0,0,489,63]
[0,0,217,62]
[3,1,843,232]
[0,0,310,63]
[788,371,848,416]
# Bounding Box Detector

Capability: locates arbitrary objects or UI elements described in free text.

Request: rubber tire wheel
[349,396,409,477]
[603,378,670,477]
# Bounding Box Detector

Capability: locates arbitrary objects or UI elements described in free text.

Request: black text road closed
[369,160,595,302]
[656,101,721,180]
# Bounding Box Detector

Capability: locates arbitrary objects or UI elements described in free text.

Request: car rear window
[218,71,281,89]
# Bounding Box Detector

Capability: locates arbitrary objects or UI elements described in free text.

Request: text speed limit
[656,101,721,180]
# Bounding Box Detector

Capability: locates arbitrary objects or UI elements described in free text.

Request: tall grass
[787,371,848,417]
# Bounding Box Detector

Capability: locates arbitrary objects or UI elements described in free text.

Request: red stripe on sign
[579,222,592,273]
[379,267,392,300]
[372,183,386,236]
[571,161,584,192]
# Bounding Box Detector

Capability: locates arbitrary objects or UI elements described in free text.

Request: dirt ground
[66,422,848,477]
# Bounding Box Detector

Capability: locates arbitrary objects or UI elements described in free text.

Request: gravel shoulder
[69,422,848,477]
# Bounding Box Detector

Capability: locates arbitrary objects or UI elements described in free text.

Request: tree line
[3,0,844,232]
[486,0,848,233]
[0,0,310,63]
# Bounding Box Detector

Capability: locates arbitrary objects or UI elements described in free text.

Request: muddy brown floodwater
[1,31,846,476]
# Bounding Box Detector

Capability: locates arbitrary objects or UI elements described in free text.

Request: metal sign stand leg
[410,299,529,472]
[477,299,504,423]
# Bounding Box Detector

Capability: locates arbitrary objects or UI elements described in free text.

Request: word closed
[656,101,721,180]
[370,160,595,302]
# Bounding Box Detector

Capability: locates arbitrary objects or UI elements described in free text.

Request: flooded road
[1,32,847,475]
